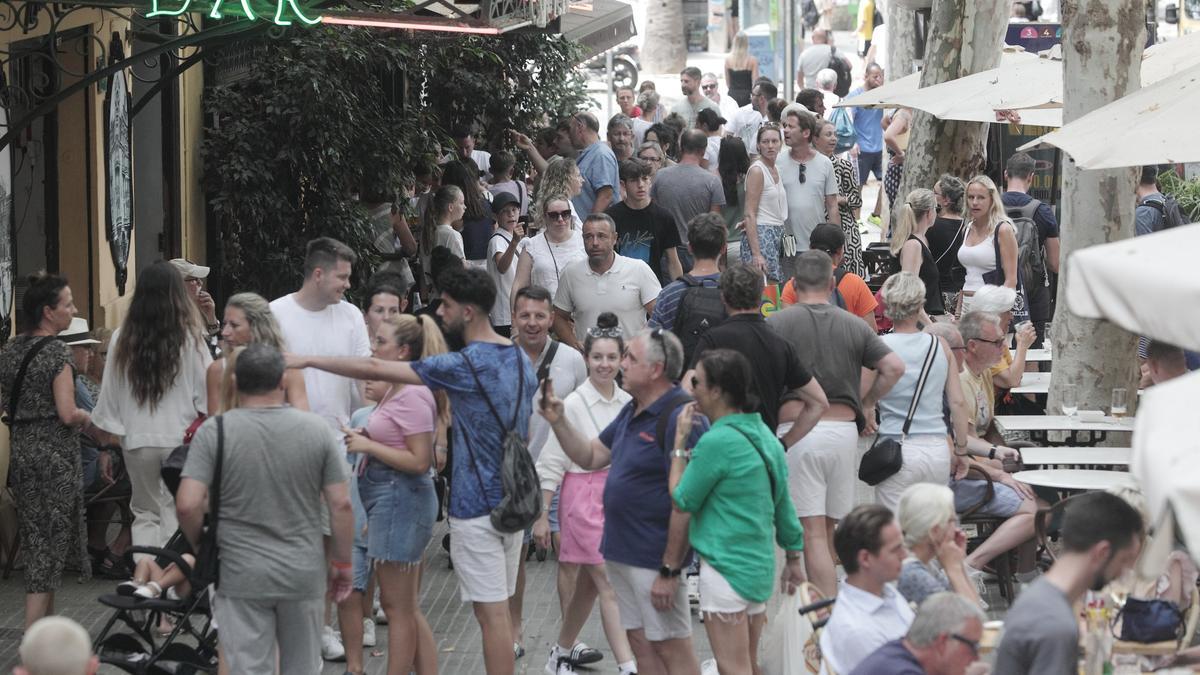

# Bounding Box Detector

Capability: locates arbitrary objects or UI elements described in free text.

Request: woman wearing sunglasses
[670,349,805,675]
[510,191,586,308]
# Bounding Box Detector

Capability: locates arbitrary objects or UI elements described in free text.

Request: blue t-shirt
[411,342,537,519]
[848,640,924,675]
[847,87,884,153]
[599,386,708,569]
[574,141,622,216]
[648,272,721,331]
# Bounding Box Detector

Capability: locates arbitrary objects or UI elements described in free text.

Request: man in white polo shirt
[553,214,661,351]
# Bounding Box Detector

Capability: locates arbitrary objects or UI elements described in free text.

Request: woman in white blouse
[93,261,211,554]
[510,192,585,307]
[533,313,635,674]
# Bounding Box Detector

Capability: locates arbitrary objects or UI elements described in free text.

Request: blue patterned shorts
[740,222,784,282]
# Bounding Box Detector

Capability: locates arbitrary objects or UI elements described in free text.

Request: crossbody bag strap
[462,346,524,431]
[901,335,941,439]
[5,336,57,425]
[537,340,560,384]
[729,426,777,502]
[545,235,560,278]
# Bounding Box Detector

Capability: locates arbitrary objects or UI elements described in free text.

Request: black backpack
[801,0,820,29]
[1142,195,1187,231]
[1004,199,1049,292]
[828,46,853,98]
[672,274,727,367]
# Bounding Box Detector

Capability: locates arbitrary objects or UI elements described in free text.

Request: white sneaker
[321,625,346,662]
[362,617,377,648]
[701,658,720,675]
[373,596,387,624]
[545,647,577,675]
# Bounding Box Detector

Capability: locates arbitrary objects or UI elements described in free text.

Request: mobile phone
[540,377,553,410]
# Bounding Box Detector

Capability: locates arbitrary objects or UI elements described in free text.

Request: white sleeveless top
[517,228,586,299]
[751,160,788,226]
[957,228,996,293]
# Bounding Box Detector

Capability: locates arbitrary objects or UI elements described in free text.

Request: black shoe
[567,643,603,666]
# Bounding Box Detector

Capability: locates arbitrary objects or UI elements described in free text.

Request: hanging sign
[148,0,322,25]
[105,33,133,295]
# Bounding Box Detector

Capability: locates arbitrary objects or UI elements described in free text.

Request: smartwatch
[988,446,997,460]
[659,565,682,578]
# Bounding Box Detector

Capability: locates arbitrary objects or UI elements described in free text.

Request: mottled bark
[886,1,919,79]
[1047,0,1145,419]
[641,0,687,73]
[892,0,1008,219]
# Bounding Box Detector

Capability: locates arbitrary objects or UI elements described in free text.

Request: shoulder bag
[980,221,1030,324]
[461,348,542,533]
[193,415,224,588]
[858,334,939,486]
[3,336,58,427]
[729,426,779,502]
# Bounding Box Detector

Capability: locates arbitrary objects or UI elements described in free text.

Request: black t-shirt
[606,201,682,281]
[927,216,966,292]
[690,313,812,430]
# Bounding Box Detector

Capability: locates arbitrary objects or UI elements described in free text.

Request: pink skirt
[558,470,608,565]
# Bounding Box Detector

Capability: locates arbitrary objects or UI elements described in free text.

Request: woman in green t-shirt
[669,348,807,674]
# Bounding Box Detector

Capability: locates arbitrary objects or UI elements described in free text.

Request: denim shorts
[350,472,370,591]
[360,460,437,565]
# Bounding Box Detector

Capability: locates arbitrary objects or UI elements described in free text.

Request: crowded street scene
[2,0,1200,672]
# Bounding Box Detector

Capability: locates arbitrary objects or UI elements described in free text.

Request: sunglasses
[950,633,980,657]
[701,83,718,90]
[545,209,572,221]
[797,162,807,185]
[587,326,623,339]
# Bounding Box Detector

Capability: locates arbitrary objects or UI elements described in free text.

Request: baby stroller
[90,536,218,673]
[91,442,219,673]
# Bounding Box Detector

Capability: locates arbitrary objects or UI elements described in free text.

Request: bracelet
[332,561,352,570]
[785,551,803,560]
[672,448,691,460]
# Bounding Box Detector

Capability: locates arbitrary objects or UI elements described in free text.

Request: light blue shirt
[573,141,622,216]
[847,87,884,153]
[877,332,949,438]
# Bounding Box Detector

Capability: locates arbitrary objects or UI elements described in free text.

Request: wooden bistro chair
[958,466,1020,601]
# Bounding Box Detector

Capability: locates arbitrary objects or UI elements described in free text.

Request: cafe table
[1011,371,1051,395]
[1018,446,1132,468]
[1010,468,1136,492]
[994,414,1135,446]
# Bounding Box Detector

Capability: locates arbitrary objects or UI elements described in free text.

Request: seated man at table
[995,492,1143,675]
[820,505,914,674]
[849,592,986,675]
[968,284,1038,391]
[1143,340,1190,386]
[938,313,1048,581]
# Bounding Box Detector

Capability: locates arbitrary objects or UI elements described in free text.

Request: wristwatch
[659,565,682,578]
[988,446,998,460]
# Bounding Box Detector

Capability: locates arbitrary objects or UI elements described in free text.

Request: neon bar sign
[148,0,321,25]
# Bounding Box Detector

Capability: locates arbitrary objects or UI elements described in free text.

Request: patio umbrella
[1064,224,1200,567]
[1017,64,1200,168]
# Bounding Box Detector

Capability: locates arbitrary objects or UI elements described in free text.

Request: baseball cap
[491,192,521,215]
[168,258,210,279]
[57,317,101,345]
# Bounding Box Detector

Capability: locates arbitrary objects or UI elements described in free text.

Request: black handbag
[1115,597,1185,643]
[193,416,224,588]
[859,335,939,486]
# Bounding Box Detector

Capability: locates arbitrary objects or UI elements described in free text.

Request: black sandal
[90,547,132,579]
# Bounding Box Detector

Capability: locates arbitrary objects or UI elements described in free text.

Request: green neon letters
[148,0,322,24]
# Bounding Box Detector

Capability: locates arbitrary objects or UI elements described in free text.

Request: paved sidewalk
[0,519,715,674]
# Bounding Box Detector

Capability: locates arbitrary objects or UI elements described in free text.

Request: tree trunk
[641,0,687,74]
[886,1,919,79]
[1047,0,1145,420]
[893,0,1008,220]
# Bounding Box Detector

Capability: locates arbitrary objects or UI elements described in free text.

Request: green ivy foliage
[202,25,588,303]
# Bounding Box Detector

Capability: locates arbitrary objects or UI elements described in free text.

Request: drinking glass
[1111,388,1128,418]
[1061,384,1078,418]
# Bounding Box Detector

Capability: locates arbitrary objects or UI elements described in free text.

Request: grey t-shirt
[993,577,1079,675]
[650,164,727,243]
[183,407,347,600]
[768,302,892,427]
[669,96,719,128]
[776,150,838,247]
[799,44,833,89]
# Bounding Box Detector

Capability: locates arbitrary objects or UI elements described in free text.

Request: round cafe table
[1011,469,1137,492]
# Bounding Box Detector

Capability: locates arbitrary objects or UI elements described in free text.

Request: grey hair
[907,592,986,647]
[637,328,685,381]
[793,250,834,293]
[815,68,838,89]
[898,483,957,548]
[880,271,927,321]
[234,342,286,395]
[969,284,1017,314]
[958,311,1002,343]
[925,322,963,350]
[608,113,634,133]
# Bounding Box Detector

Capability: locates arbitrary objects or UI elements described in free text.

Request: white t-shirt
[433,223,465,260]
[487,229,519,327]
[517,229,586,300]
[704,135,722,175]
[553,254,662,344]
[269,294,371,431]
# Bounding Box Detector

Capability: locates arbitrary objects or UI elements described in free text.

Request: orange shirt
[780,271,878,318]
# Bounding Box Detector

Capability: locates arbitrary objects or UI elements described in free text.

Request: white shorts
[698,559,765,616]
[874,434,952,512]
[786,420,859,519]
[607,561,693,642]
[449,515,522,603]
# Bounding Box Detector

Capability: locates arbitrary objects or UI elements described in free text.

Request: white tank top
[957,229,996,293]
[751,160,788,226]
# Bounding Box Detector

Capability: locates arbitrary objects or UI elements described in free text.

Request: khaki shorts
[449,515,522,603]
[607,561,692,642]
[785,420,859,519]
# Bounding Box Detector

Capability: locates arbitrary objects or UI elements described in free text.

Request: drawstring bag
[1115,597,1185,643]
